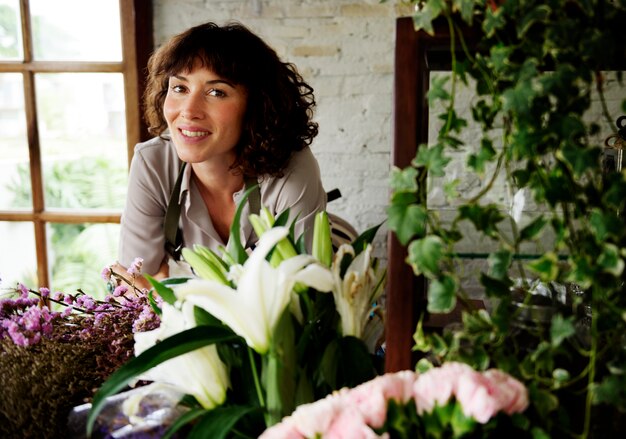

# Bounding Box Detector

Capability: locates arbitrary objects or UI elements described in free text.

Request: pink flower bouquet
[261,362,529,438]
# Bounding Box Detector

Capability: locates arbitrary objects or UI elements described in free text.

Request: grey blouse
[118,136,327,274]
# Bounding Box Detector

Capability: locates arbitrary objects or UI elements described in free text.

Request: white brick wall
[152,0,413,259]
[152,1,624,268]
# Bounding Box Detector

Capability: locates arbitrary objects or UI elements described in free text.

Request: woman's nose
[180,92,206,120]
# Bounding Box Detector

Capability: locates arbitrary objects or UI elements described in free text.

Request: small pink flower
[346,370,417,428]
[413,362,474,414]
[101,266,112,281]
[455,371,501,424]
[288,391,345,437]
[258,419,304,439]
[325,404,387,439]
[483,369,529,415]
[113,285,128,297]
[127,257,144,277]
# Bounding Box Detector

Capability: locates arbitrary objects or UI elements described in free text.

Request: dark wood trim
[120,0,154,167]
[386,16,479,372]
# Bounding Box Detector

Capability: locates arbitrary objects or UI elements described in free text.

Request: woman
[116,22,326,287]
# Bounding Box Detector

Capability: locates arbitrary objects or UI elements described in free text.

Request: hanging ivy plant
[388,0,626,436]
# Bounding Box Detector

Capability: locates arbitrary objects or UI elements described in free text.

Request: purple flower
[39,287,50,298]
[113,285,128,297]
[18,283,29,298]
[51,291,63,301]
[101,266,112,281]
[127,257,144,277]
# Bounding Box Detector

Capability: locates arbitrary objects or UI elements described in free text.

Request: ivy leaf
[589,208,622,242]
[550,314,575,347]
[598,243,624,276]
[527,252,559,282]
[517,4,551,38]
[487,250,513,279]
[458,204,505,238]
[427,274,457,313]
[390,166,419,192]
[412,0,446,35]
[519,215,547,241]
[438,109,468,134]
[387,203,428,246]
[483,5,506,37]
[427,74,451,105]
[480,272,513,298]
[407,235,445,278]
[452,0,474,25]
[467,138,497,175]
[413,144,450,177]
[559,143,599,177]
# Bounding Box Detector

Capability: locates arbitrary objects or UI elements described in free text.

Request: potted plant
[388,0,626,436]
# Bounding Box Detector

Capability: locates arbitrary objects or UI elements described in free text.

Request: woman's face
[164,62,247,165]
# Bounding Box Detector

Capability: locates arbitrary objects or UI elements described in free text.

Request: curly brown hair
[143,22,318,177]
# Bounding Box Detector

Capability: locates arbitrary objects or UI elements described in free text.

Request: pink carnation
[346,370,416,428]
[483,369,529,415]
[325,405,387,439]
[413,362,474,414]
[455,371,502,423]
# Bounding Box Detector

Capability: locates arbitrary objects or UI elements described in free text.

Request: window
[0,0,152,296]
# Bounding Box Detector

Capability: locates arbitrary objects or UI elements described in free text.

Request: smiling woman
[116,22,327,288]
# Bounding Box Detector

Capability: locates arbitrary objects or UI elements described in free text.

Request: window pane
[48,222,120,299]
[0,0,23,61]
[0,221,37,289]
[0,73,31,209]
[36,73,128,209]
[30,0,121,61]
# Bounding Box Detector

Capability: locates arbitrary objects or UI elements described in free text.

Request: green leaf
[480,273,513,298]
[598,243,624,276]
[351,221,383,254]
[452,0,474,24]
[413,144,450,177]
[387,203,427,246]
[390,166,419,192]
[412,0,445,35]
[458,203,505,238]
[407,235,444,278]
[427,274,457,313]
[519,215,547,241]
[517,4,551,38]
[467,138,496,175]
[87,326,240,435]
[162,407,207,439]
[550,314,575,347]
[483,5,506,37]
[487,250,512,279]
[188,405,258,439]
[450,401,477,437]
[145,274,176,305]
[427,75,451,105]
[228,184,258,264]
[527,252,559,282]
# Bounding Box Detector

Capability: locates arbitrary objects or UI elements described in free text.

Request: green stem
[582,287,598,438]
[247,346,265,409]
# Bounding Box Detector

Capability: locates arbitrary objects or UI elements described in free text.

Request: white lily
[176,227,333,354]
[331,243,386,339]
[133,301,230,410]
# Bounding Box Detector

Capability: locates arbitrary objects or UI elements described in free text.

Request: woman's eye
[208,88,226,98]
[170,84,186,93]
